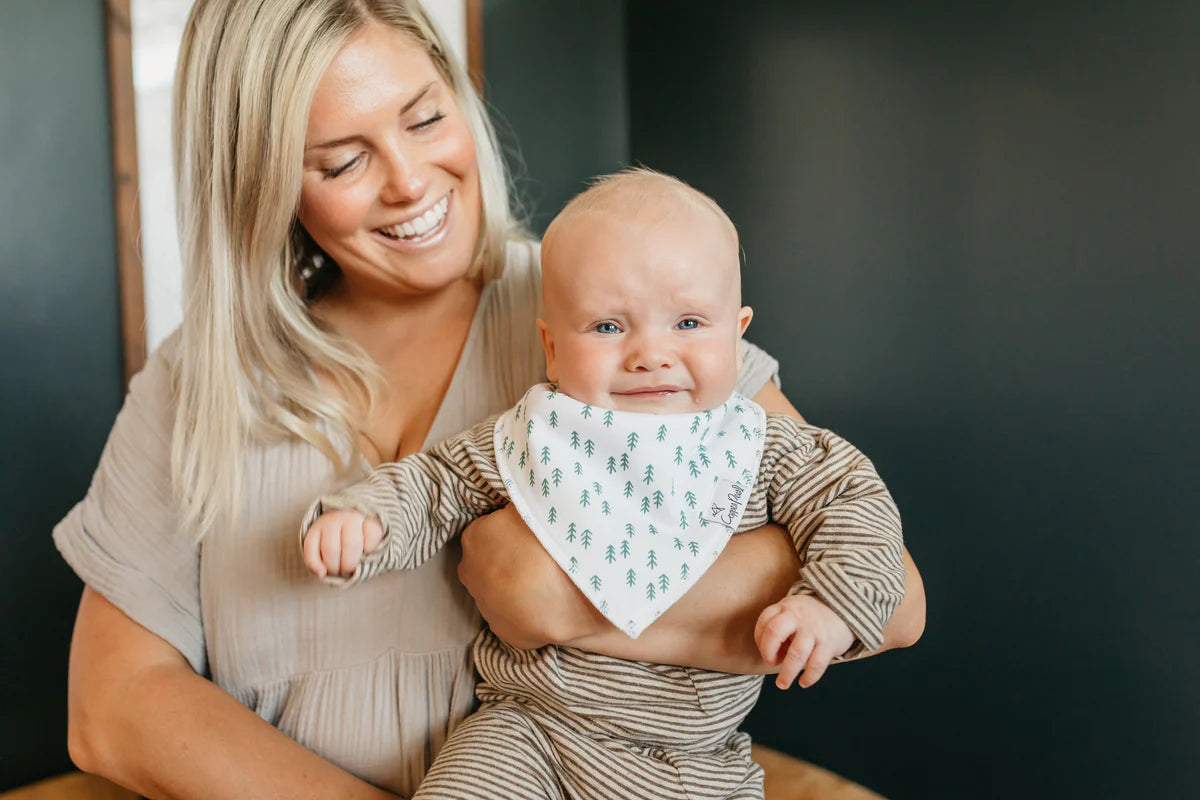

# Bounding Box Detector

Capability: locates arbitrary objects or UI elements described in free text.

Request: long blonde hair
[172,0,519,538]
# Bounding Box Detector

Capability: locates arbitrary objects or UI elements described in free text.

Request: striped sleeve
[299,415,508,587]
[759,414,906,657]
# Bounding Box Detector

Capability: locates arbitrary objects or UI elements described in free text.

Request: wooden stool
[3,751,881,799]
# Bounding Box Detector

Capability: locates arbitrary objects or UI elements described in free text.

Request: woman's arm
[458,380,925,671]
[68,588,397,800]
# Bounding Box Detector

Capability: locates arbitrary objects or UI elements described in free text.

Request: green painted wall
[0,0,123,789]
[625,1,1200,797]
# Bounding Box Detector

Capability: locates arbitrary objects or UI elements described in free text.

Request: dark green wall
[483,0,628,233]
[0,0,122,789]
[624,1,1200,797]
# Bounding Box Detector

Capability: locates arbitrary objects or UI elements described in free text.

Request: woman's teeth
[379,194,449,241]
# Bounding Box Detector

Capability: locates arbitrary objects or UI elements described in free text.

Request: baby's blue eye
[677,318,701,330]
[595,322,620,334]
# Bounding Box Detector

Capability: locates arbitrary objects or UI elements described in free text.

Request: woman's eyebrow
[306,83,436,151]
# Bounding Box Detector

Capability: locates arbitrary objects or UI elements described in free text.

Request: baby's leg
[414,702,564,800]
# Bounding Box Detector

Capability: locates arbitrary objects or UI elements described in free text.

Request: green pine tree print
[515,403,522,420]
[725,450,737,468]
[647,549,657,569]
[592,481,603,495]
[518,450,526,468]
[681,562,690,580]
[579,489,590,507]
[529,469,535,486]
[688,540,700,556]
[585,439,595,457]
[581,404,592,418]
[540,446,550,464]
[574,461,583,475]
[570,431,580,449]
[501,435,510,453]
[674,445,684,465]
[734,403,744,413]
[646,582,656,600]
[548,507,557,524]
[603,410,614,427]
[547,388,557,400]
[567,523,576,542]
[698,445,710,468]
[684,490,697,509]
[526,418,534,436]
[652,490,664,508]
[657,424,667,442]
[590,574,602,591]
[691,416,701,434]
[679,510,689,529]
[626,568,636,587]
[648,523,658,536]
[624,522,635,538]
[605,544,616,563]
[742,468,753,484]
[689,460,700,478]
[606,456,617,474]
[705,410,713,421]
[581,529,592,549]
[549,410,558,428]
[541,479,550,497]
[659,573,670,593]
[623,480,634,498]
[621,540,631,558]
[602,500,611,515]
[673,537,683,550]
[643,464,655,484]
[552,467,563,486]
[569,556,577,573]
[620,453,630,470]
[640,496,651,514]
[627,431,639,450]
[740,424,751,440]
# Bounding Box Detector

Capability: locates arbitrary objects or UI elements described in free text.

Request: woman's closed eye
[322,154,363,179]
[411,111,446,131]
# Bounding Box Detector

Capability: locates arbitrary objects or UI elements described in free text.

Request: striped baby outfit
[303,402,904,799]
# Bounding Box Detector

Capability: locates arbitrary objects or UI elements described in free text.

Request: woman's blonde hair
[172,0,519,538]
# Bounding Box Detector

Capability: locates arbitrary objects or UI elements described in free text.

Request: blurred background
[2,1,1197,797]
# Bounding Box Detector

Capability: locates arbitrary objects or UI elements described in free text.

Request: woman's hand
[458,505,608,649]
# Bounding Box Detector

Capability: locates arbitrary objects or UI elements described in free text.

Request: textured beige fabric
[52,240,780,796]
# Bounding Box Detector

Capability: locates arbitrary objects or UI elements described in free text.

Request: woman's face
[299,23,481,299]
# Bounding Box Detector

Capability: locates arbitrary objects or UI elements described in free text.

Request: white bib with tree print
[494,384,767,638]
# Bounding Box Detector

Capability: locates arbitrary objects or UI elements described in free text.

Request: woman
[56,2,925,798]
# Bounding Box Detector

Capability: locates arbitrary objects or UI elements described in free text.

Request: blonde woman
[55,1,926,798]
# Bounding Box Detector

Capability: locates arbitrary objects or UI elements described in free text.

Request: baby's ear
[736,306,753,369]
[537,318,558,382]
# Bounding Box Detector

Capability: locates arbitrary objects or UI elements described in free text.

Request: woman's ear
[537,318,558,382]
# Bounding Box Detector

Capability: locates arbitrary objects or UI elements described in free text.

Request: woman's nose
[379,149,428,204]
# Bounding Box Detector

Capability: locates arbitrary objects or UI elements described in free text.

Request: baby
[301,169,905,800]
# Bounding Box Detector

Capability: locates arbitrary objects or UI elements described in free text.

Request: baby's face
[539,204,751,414]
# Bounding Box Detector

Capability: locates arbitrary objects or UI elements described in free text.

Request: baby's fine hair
[550,167,739,248]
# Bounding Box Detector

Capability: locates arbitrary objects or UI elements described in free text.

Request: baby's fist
[754,594,855,690]
[303,510,384,578]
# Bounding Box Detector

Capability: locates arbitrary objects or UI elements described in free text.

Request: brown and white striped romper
[307,413,905,800]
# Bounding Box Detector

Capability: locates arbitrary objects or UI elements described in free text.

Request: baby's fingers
[339,523,364,576]
[776,632,815,690]
[303,526,328,577]
[756,606,797,668]
[320,521,343,576]
[796,643,836,689]
[362,517,385,555]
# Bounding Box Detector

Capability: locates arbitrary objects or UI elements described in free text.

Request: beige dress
[52,241,780,797]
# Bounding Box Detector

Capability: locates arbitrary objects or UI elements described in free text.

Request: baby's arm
[299,415,508,586]
[755,415,906,687]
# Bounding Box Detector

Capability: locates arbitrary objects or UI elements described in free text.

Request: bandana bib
[494,384,767,637]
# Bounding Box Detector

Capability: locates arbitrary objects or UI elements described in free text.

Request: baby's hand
[754,594,855,690]
[303,510,384,578]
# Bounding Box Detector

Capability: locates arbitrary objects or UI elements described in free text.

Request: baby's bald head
[541,168,742,303]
